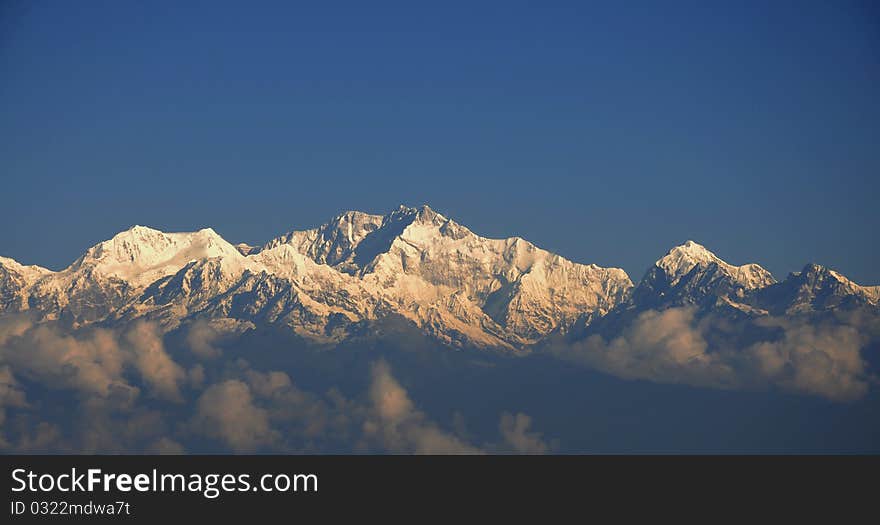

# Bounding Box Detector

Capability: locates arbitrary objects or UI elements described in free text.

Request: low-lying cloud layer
[1,306,875,453]
[0,316,550,454]
[362,360,480,454]
[552,307,877,401]
[0,317,184,403]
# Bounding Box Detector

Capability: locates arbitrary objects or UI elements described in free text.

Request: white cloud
[0,318,553,453]
[499,412,549,454]
[125,322,185,402]
[362,360,481,454]
[185,320,223,359]
[744,318,868,401]
[553,307,873,401]
[192,380,277,452]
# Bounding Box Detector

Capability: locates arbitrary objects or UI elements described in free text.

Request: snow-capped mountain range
[1,205,877,350]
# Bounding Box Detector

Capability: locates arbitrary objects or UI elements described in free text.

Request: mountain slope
[0,256,52,310]
[265,205,633,342]
[755,263,880,315]
[631,240,776,313]
[1,209,876,350]
[0,206,633,348]
[68,225,253,287]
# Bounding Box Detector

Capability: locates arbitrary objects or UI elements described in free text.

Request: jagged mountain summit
[655,240,775,290]
[0,207,877,350]
[615,239,879,321]
[754,263,880,315]
[259,205,633,342]
[0,206,633,349]
[631,240,776,313]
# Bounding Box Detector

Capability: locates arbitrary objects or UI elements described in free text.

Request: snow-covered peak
[390,204,446,224]
[794,264,880,304]
[70,225,249,287]
[656,240,721,278]
[259,210,385,269]
[0,256,53,282]
[249,204,632,342]
[655,240,774,290]
[354,206,633,339]
[257,205,456,273]
[2,210,875,350]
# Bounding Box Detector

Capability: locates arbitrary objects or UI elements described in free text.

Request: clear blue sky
[2,1,878,284]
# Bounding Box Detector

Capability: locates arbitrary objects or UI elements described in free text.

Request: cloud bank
[552,307,875,401]
[0,316,550,454]
[2,304,874,453]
